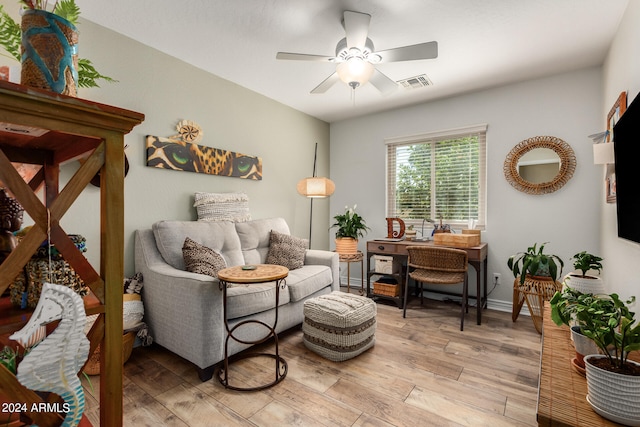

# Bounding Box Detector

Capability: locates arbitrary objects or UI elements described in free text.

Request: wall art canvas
[145,135,262,180]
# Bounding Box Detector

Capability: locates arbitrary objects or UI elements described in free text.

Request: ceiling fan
[276,10,438,95]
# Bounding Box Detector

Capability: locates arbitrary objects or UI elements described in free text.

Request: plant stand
[512,275,561,334]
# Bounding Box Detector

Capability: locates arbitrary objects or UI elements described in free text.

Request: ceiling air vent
[397,74,433,89]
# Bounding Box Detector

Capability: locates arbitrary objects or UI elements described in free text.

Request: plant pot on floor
[584,354,640,425]
[21,9,79,96]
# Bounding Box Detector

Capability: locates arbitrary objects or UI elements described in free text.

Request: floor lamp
[296,143,335,248]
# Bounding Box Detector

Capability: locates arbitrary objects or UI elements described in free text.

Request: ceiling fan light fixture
[336,57,374,89]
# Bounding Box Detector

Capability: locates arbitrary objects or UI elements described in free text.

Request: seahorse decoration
[10,282,90,427]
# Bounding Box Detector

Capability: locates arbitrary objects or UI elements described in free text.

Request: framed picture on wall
[605,91,627,203]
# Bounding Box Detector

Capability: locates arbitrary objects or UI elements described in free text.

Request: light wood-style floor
[81,293,542,426]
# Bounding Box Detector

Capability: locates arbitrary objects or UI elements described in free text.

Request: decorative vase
[584,355,640,424]
[20,9,78,96]
[563,274,605,295]
[335,237,358,255]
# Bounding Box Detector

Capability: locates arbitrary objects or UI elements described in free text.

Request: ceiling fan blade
[343,11,370,49]
[311,72,340,94]
[376,41,438,62]
[369,69,398,95]
[276,52,334,62]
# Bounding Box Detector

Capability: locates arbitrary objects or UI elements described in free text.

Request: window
[386,124,487,231]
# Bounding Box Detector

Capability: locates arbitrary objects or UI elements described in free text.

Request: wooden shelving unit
[0,81,144,426]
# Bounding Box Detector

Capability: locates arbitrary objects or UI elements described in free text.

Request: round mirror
[504,136,576,194]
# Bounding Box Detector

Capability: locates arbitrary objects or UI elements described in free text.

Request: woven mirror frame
[503,135,576,195]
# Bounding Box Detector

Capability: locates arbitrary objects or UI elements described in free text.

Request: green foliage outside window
[394,136,480,223]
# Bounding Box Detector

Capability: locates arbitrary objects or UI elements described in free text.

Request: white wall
[330,68,603,307]
[601,1,640,301]
[0,2,331,276]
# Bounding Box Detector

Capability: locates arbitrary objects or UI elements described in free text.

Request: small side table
[338,251,364,295]
[217,264,289,391]
[511,275,561,334]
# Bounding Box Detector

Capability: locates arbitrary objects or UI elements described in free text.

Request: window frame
[385,124,487,231]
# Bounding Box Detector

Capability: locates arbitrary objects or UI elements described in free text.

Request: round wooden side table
[216,264,288,391]
[338,251,364,295]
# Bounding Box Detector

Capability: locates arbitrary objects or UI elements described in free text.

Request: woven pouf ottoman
[303,291,376,362]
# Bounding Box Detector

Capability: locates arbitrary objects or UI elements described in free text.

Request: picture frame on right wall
[606,91,627,203]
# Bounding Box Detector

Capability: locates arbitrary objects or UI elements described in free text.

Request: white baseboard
[341,277,531,317]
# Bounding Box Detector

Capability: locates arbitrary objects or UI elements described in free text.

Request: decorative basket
[9,258,87,308]
[373,281,400,297]
[83,331,136,376]
[123,293,144,331]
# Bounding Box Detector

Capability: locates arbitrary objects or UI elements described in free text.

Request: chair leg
[460,276,468,331]
[420,282,424,305]
[403,269,410,318]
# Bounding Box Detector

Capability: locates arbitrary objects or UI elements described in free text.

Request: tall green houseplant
[0,0,115,88]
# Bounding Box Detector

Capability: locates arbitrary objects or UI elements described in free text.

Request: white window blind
[386,124,487,230]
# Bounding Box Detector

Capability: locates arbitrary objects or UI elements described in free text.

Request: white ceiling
[78,0,628,123]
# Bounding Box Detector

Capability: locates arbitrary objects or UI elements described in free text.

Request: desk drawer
[367,241,400,254]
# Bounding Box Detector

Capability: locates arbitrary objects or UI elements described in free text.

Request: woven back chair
[403,246,469,331]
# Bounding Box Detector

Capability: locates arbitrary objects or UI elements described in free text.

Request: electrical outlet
[493,273,501,285]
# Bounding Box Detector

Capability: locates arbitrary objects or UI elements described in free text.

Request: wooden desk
[538,303,640,426]
[366,239,488,324]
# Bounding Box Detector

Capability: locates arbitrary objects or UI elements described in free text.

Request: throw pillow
[265,230,308,270]
[182,237,227,278]
[193,192,251,222]
[123,272,143,294]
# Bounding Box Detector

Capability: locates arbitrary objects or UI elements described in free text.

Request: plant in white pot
[550,289,640,424]
[331,205,369,255]
[564,251,604,294]
[550,287,601,372]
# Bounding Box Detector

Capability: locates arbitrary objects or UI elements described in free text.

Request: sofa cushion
[226,281,291,320]
[265,231,308,270]
[236,218,290,265]
[182,237,226,278]
[286,265,334,302]
[153,221,244,270]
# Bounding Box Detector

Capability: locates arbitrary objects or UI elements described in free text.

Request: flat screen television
[613,91,640,244]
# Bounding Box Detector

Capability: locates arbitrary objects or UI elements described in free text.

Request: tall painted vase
[20,9,78,96]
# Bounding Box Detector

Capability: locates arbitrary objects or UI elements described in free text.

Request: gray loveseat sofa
[134,217,339,381]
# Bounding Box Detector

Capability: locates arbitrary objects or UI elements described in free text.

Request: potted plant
[0,0,115,94]
[507,242,564,285]
[563,251,604,294]
[550,289,640,424]
[549,287,600,372]
[331,205,370,254]
[405,225,417,240]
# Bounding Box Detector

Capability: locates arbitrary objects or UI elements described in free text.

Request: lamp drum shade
[297,177,335,198]
[593,143,615,165]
